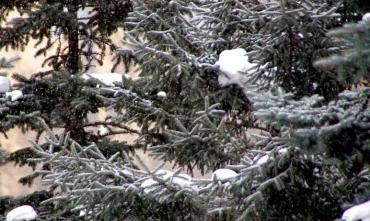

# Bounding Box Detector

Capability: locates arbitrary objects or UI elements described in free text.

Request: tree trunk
[66,3,80,73]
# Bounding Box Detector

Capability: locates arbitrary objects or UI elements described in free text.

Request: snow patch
[278,148,288,154]
[362,13,370,23]
[256,155,269,165]
[157,91,167,98]
[212,169,237,182]
[342,200,370,221]
[313,82,318,90]
[155,170,192,188]
[0,76,11,93]
[215,48,256,87]
[255,148,289,165]
[141,170,193,192]
[79,209,86,217]
[81,73,125,86]
[121,169,133,177]
[171,173,192,188]
[6,205,37,221]
[97,125,109,136]
[78,7,94,25]
[140,178,158,194]
[6,90,23,101]
[154,169,173,180]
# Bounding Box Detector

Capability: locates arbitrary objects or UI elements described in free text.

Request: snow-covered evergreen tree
[0,0,131,73]
[315,12,370,85]
[2,0,370,220]
[198,0,353,99]
[113,0,253,173]
[0,1,132,219]
[0,0,133,169]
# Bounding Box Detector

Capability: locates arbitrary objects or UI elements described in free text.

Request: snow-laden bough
[212,168,238,182]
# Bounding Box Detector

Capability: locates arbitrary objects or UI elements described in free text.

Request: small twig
[83,121,140,134]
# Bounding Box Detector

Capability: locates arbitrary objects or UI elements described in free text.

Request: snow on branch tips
[81,73,140,87]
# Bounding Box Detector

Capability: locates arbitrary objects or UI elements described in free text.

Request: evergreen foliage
[314,16,370,85]
[0,57,15,166]
[114,0,253,173]
[198,0,347,99]
[0,0,131,73]
[1,0,370,220]
[0,1,132,220]
[0,0,133,174]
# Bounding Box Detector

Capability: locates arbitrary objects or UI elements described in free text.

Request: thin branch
[83,121,140,134]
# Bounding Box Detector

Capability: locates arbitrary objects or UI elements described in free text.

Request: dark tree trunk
[66,3,80,73]
[65,3,86,141]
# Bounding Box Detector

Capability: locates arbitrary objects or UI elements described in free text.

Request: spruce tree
[0,0,131,73]
[0,57,15,166]
[198,0,353,99]
[2,0,370,220]
[0,0,132,220]
[0,0,132,169]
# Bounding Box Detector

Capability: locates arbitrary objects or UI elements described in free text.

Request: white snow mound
[215,48,256,87]
[157,91,167,98]
[342,200,370,221]
[362,13,370,22]
[6,205,37,221]
[6,90,23,101]
[212,169,237,182]
[0,76,11,93]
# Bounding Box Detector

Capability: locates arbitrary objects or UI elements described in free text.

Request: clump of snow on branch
[157,91,167,99]
[211,168,237,182]
[256,155,270,165]
[0,76,11,93]
[215,48,256,87]
[342,199,370,221]
[97,125,110,136]
[6,90,23,101]
[155,169,173,180]
[255,148,288,165]
[140,178,159,194]
[140,170,193,194]
[79,209,86,217]
[6,205,37,221]
[171,173,192,188]
[362,13,370,23]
